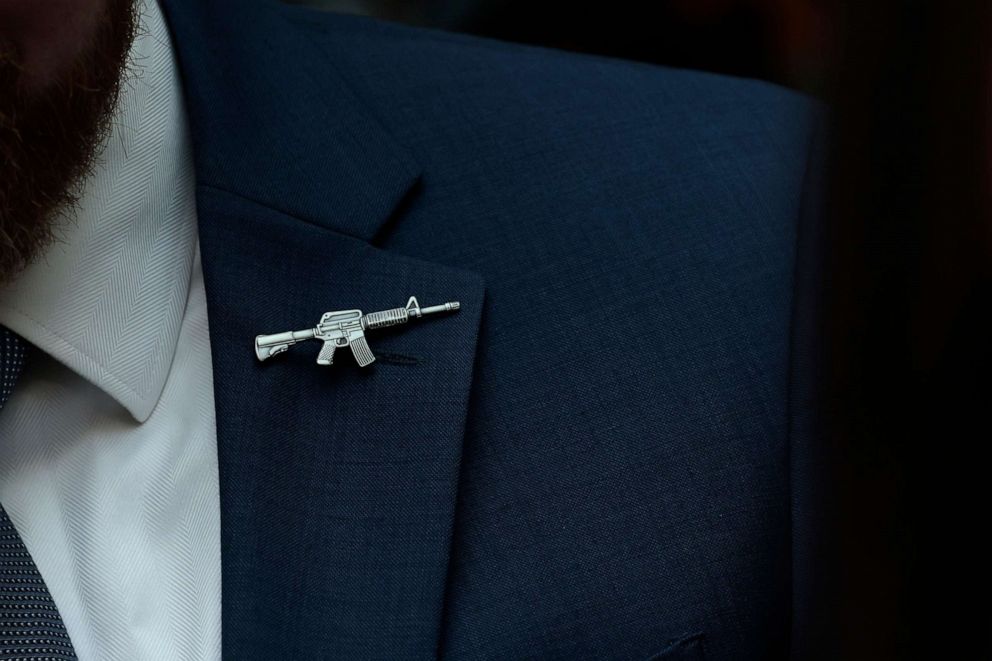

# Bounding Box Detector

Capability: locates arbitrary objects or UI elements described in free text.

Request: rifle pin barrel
[418,302,460,316]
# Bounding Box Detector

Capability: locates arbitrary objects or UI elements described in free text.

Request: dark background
[285,2,992,659]
[288,0,831,94]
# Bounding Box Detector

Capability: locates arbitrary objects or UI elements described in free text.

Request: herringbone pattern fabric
[0,328,77,660]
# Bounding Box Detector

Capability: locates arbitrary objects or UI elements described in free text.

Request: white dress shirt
[0,1,221,659]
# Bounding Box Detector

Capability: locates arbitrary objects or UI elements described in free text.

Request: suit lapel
[160,0,420,241]
[199,189,484,659]
[159,1,484,657]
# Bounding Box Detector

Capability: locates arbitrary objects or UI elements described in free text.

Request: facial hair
[0,0,137,283]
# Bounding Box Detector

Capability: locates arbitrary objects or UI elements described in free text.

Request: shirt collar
[0,0,196,422]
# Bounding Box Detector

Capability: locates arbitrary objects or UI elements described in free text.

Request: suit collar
[159,1,482,657]
[160,0,421,241]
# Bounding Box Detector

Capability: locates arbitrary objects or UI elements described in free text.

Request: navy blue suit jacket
[160,1,827,658]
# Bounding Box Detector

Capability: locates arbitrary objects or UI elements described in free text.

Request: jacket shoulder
[282,4,816,142]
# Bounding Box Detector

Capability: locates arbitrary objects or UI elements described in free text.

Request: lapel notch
[160,0,421,241]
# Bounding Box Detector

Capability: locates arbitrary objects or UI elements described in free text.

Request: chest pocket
[644,633,705,660]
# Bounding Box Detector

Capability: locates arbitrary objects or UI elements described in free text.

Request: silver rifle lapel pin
[254,296,460,367]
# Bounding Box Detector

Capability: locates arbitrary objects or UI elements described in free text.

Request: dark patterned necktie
[0,328,77,659]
